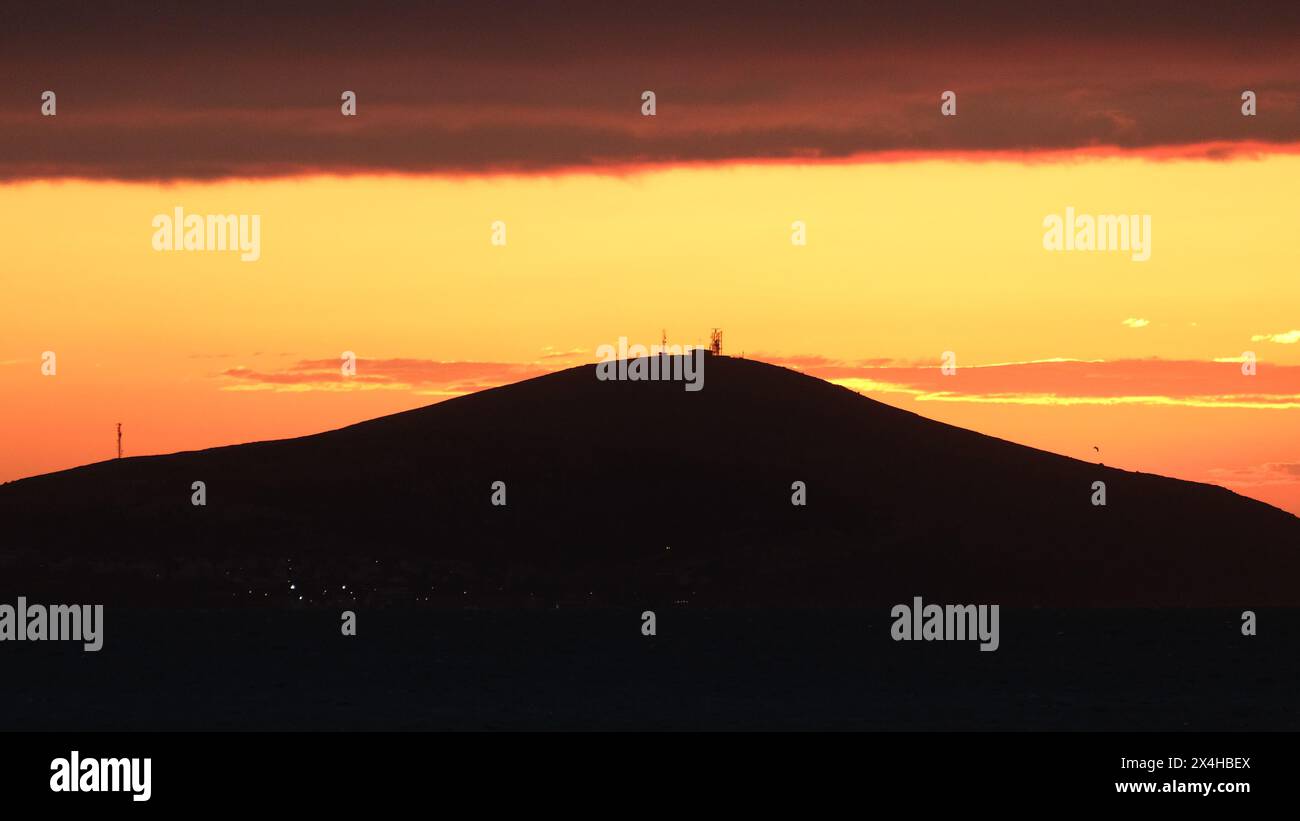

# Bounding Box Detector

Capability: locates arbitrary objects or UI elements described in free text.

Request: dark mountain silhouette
[2,354,1297,608]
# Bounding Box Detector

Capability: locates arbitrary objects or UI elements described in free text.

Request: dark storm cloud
[4,0,1300,180]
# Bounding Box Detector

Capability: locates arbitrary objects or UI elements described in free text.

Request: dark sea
[2,609,1294,731]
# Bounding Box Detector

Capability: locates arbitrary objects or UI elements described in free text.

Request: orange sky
[2,155,1298,513]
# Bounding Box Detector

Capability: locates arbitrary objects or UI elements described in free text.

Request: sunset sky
[3,1,1299,514]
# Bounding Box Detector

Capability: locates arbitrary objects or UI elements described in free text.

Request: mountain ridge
[2,355,1296,608]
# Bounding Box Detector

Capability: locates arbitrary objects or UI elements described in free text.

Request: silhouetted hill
[2,355,1297,607]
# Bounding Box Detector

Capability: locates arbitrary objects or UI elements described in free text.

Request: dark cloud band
[5,0,1300,180]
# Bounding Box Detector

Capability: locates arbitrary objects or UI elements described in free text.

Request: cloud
[4,0,1300,180]
[1121,318,1149,328]
[216,351,1300,412]
[1251,330,1300,344]
[1207,462,1300,487]
[769,355,1300,409]
[221,358,553,396]
[538,347,587,360]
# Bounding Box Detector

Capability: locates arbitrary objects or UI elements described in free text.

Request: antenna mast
[117,423,123,459]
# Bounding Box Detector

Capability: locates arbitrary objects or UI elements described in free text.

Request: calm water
[1,609,1294,730]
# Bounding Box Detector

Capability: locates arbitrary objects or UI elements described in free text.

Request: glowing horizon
[3,155,1299,515]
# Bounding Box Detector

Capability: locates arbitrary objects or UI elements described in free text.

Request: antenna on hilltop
[710,328,722,356]
[116,422,123,459]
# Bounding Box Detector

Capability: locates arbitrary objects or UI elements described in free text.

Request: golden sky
[3,155,1299,513]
